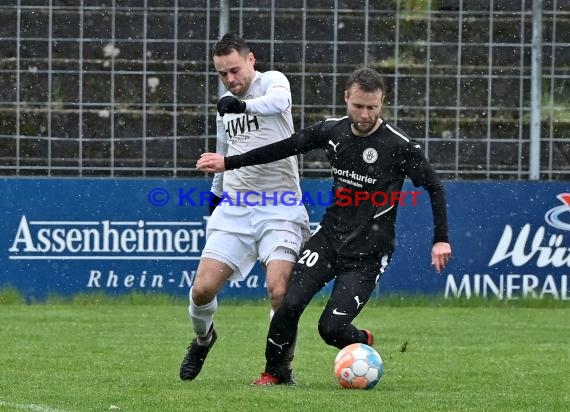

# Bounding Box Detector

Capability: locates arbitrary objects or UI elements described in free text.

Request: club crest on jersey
[362,148,378,164]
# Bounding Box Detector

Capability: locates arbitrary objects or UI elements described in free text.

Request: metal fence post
[529,0,543,180]
[217,0,230,99]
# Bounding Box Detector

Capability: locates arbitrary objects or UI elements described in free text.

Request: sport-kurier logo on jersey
[362,148,378,164]
[8,215,205,260]
[544,193,570,231]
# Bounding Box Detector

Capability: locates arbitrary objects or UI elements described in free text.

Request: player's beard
[226,73,252,97]
[348,113,378,135]
[227,83,243,96]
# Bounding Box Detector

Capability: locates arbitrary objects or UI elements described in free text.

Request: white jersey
[211,71,301,204]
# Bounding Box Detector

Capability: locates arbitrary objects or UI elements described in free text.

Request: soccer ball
[334,343,384,389]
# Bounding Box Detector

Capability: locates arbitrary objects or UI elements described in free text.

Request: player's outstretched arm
[197,121,329,174]
[431,242,452,273]
[197,153,226,173]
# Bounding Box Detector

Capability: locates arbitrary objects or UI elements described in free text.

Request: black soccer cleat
[278,367,297,385]
[179,328,218,380]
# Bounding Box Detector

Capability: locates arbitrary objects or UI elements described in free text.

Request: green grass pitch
[0,294,568,411]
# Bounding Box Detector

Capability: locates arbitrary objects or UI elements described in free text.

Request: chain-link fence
[0,1,568,179]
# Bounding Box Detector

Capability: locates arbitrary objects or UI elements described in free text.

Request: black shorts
[299,226,389,279]
[286,227,391,309]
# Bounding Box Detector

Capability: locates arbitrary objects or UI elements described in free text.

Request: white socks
[189,292,218,344]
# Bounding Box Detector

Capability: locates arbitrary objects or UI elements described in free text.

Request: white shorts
[202,203,310,280]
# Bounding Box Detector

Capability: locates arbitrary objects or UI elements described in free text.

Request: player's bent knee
[268,284,287,303]
[318,320,339,346]
[190,285,217,305]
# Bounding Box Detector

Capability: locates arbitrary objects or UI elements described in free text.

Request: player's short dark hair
[212,33,250,57]
[345,67,385,94]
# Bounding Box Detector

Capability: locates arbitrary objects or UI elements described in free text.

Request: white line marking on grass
[0,400,66,412]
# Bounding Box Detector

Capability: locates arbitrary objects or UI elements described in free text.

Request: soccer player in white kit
[179,33,309,384]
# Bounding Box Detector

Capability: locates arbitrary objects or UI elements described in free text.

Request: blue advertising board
[1,178,568,300]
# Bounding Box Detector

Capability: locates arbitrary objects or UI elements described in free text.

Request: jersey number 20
[298,250,319,267]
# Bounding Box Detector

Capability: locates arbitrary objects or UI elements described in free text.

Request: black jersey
[225,116,449,257]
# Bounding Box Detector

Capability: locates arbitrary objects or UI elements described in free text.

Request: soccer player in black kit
[197,67,452,385]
